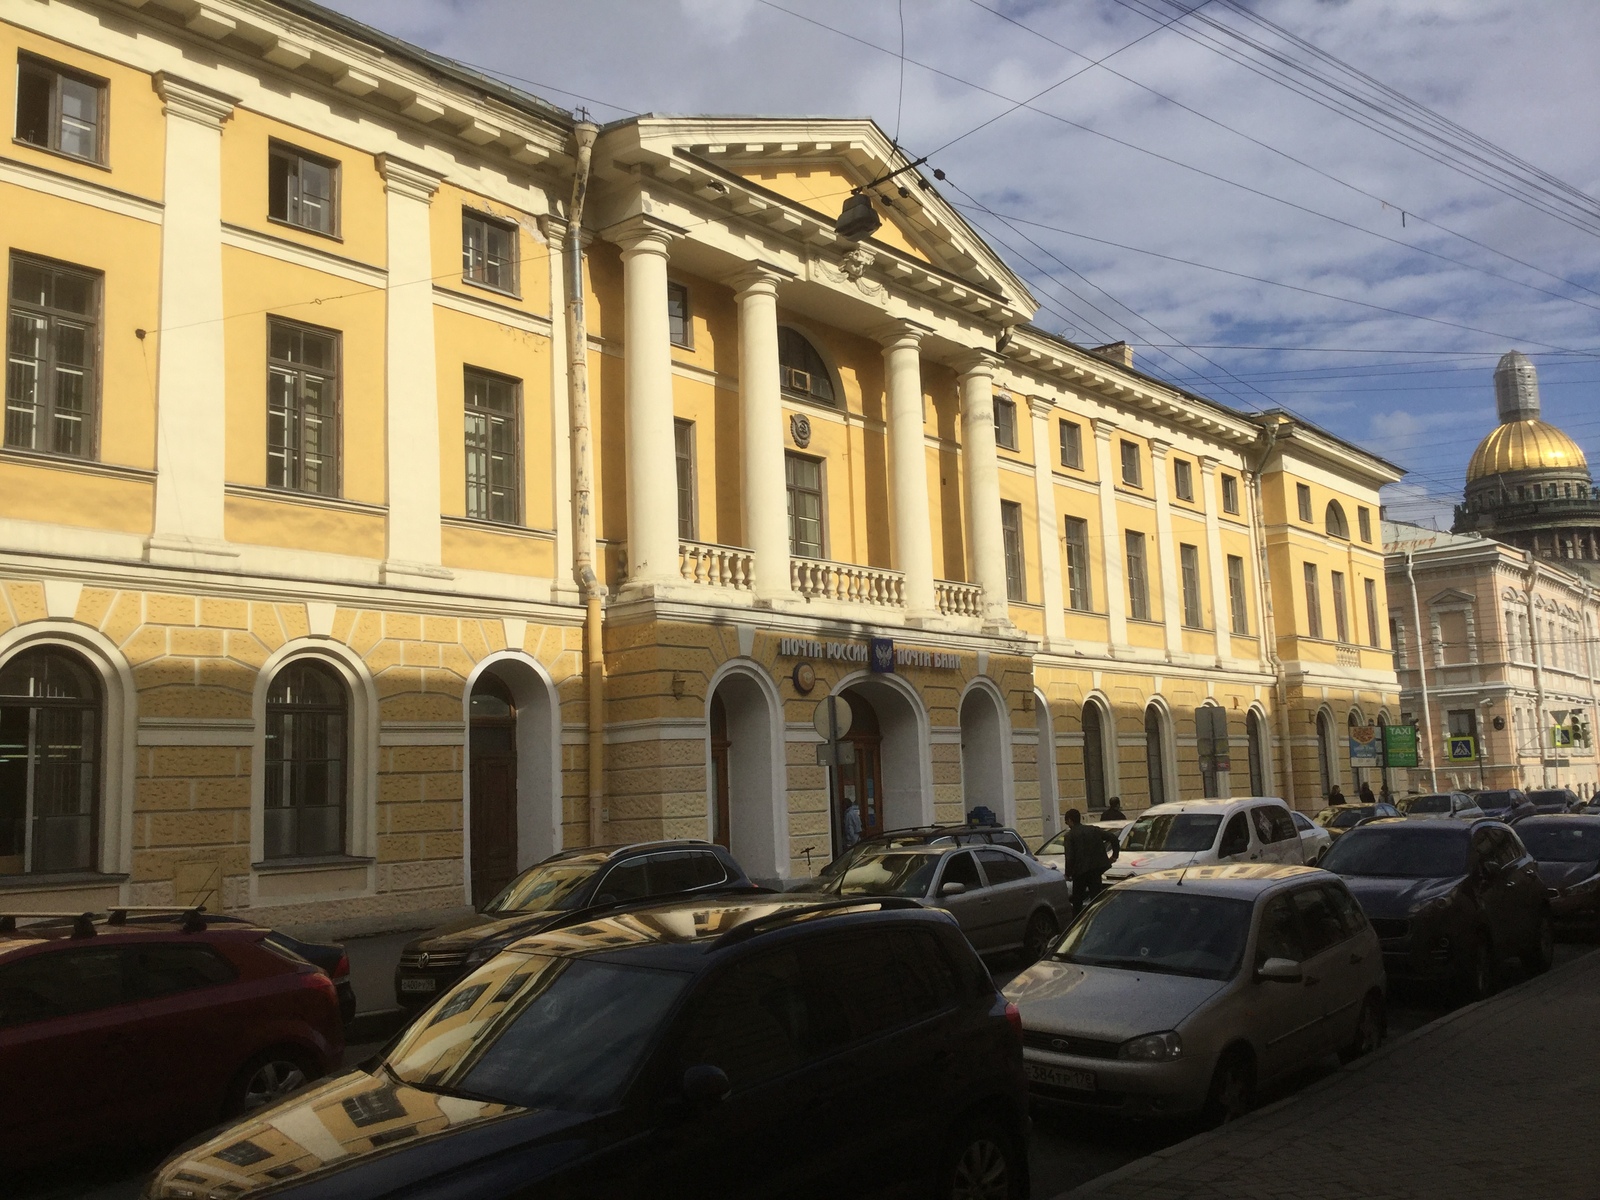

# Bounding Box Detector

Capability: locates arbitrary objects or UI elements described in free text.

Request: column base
[145,535,241,570]
[380,559,455,588]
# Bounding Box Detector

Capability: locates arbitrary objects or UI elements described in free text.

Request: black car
[1469,789,1535,822]
[394,841,755,1008]
[794,823,1033,890]
[1321,818,1555,999]
[1315,803,1402,842]
[148,894,1032,1200]
[1512,815,1600,935]
[1525,788,1584,815]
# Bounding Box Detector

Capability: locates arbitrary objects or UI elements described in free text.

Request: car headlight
[1119,1031,1183,1061]
[464,942,507,968]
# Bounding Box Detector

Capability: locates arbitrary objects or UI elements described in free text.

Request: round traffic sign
[812,695,853,740]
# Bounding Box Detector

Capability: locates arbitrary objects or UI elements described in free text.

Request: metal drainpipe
[1245,420,1297,808]
[1404,549,1438,792]
[1524,557,1550,790]
[564,120,605,847]
[1583,580,1599,797]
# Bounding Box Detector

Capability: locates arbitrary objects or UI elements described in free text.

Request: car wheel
[225,1049,314,1117]
[1521,912,1556,975]
[1201,1047,1254,1127]
[1338,991,1385,1064]
[941,1120,1021,1200]
[1459,932,1496,1002]
[1022,910,1058,964]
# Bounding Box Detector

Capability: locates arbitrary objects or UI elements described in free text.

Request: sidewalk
[1064,949,1600,1200]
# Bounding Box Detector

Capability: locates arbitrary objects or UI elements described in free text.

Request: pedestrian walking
[1328,785,1347,806]
[1101,797,1126,821]
[1359,782,1376,805]
[1062,807,1119,913]
[842,797,862,849]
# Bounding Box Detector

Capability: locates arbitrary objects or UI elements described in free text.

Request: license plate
[399,977,437,994]
[1025,1060,1096,1092]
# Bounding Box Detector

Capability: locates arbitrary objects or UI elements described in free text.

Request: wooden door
[709,693,731,848]
[835,692,885,852]
[469,673,518,910]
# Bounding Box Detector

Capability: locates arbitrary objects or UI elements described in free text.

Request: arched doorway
[708,692,730,848]
[1247,709,1268,797]
[0,647,101,876]
[1317,709,1338,801]
[1347,710,1365,792]
[1145,704,1169,808]
[833,678,928,856]
[959,685,1010,825]
[468,671,518,908]
[1036,692,1059,835]
[1082,699,1111,811]
[705,669,783,880]
[838,692,884,848]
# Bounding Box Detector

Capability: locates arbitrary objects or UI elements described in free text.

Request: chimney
[1090,341,1133,369]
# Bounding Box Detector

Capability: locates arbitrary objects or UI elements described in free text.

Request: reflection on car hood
[1536,860,1600,890]
[408,910,566,953]
[1112,850,1207,874]
[1002,958,1225,1041]
[1338,874,1461,918]
[145,1070,590,1199]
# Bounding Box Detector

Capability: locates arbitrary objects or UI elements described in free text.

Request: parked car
[1003,864,1384,1123]
[1106,798,1305,884]
[792,822,1033,891]
[826,842,1071,962]
[1399,792,1486,821]
[146,893,1032,1200]
[1036,820,1130,876]
[395,841,755,1008]
[201,914,355,1025]
[1468,789,1534,822]
[0,908,342,1170]
[1314,802,1402,843]
[1290,810,1332,864]
[1511,815,1600,935]
[1525,788,1584,815]
[1320,818,1554,999]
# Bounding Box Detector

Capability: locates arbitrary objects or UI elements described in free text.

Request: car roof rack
[712,896,925,949]
[0,911,99,938]
[107,905,208,932]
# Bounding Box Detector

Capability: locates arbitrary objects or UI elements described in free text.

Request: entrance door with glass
[469,674,518,909]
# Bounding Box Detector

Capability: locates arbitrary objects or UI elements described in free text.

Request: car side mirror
[681,1064,731,1105]
[1256,957,1303,984]
[594,893,618,906]
[939,881,967,897]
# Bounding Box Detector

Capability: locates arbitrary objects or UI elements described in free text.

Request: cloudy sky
[323,0,1600,526]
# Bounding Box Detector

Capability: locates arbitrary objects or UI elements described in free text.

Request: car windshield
[482,862,599,914]
[1123,814,1222,853]
[1321,827,1469,878]
[1402,795,1452,814]
[834,851,942,898]
[388,953,689,1110]
[1474,792,1515,810]
[819,835,926,878]
[1053,890,1251,981]
[1527,792,1571,808]
[1038,831,1067,854]
[1515,824,1600,863]
[1326,806,1376,829]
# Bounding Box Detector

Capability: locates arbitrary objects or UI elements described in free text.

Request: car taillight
[306,968,338,1003]
[1005,1002,1023,1041]
[333,952,350,982]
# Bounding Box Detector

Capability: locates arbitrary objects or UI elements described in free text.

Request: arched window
[1145,704,1168,808]
[264,660,348,860]
[778,327,836,405]
[1247,709,1267,797]
[1325,501,1350,539]
[0,648,100,875]
[1316,710,1337,800]
[1082,700,1109,810]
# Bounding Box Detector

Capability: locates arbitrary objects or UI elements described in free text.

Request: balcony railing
[678,541,754,591]
[936,579,984,617]
[1336,644,1361,667]
[791,558,905,607]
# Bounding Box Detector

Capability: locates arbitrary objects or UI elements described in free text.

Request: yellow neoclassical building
[1,0,1400,933]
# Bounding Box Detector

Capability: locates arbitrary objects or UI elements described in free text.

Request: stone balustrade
[679,541,754,591]
[1336,644,1361,667]
[936,580,984,618]
[790,558,906,607]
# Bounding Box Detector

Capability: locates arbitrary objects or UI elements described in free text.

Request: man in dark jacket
[1062,807,1120,911]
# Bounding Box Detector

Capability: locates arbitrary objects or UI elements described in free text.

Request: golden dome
[1466,419,1588,483]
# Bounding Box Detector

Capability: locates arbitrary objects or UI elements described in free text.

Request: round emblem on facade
[792,662,817,694]
[790,413,812,449]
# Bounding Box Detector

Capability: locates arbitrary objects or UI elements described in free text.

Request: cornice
[378,154,442,203]
[152,71,239,127]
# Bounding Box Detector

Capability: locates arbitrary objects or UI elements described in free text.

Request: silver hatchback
[1003,864,1385,1121]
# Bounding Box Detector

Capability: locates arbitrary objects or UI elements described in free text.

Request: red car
[0,908,343,1169]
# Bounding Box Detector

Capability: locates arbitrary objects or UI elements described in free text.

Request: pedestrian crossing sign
[1446,736,1477,762]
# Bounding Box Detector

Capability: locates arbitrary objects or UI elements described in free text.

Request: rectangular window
[6,255,99,459]
[1120,439,1142,487]
[267,319,339,496]
[1063,516,1092,611]
[1303,562,1322,638]
[15,54,105,164]
[1001,500,1026,601]
[1179,543,1203,627]
[462,211,518,294]
[1331,570,1349,642]
[1296,482,1313,522]
[1227,554,1249,634]
[993,396,1018,451]
[463,368,520,523]
[786,453,824,558]
[1173,458,1194,502]
[1364,577,1381,648]
[268,142,338,236]
[1125,530,1150,620]
[675,418,697,540]
[1447,709,1477,740]
[1058,419,1082,469]
[667,282,691,348]
[1358,505,1373,543]
[1221,473,1240,514]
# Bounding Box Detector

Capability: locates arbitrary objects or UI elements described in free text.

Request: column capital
[1198,454,1220,476]
[378,154,442,203]
[951,349,1002,381]
[874,318,931,353]
[1026,394,1055,421]
[152,73,237,128]
[728,260,793,300]
[603,213,687,257]
[1148,437,1171,460]
[1091,416,1118,442]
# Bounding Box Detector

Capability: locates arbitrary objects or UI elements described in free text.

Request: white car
[1106,797,1304,883]
[1004,863,1386,1120]
[1291,810,1332,864]
[1035,820,1130,875]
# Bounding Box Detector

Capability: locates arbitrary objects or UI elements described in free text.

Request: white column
[378,154,449,584]
[1028,396,1066,646]
[613,217,680,590]
[881,324,937,619]
[147,74,238,569]
[541,214,574,600]
[957,355,1011,627]
[1092,419,1128,648]
[1149,439,1182,654]
[1200,456,1231,660]
[731,265,791,601]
